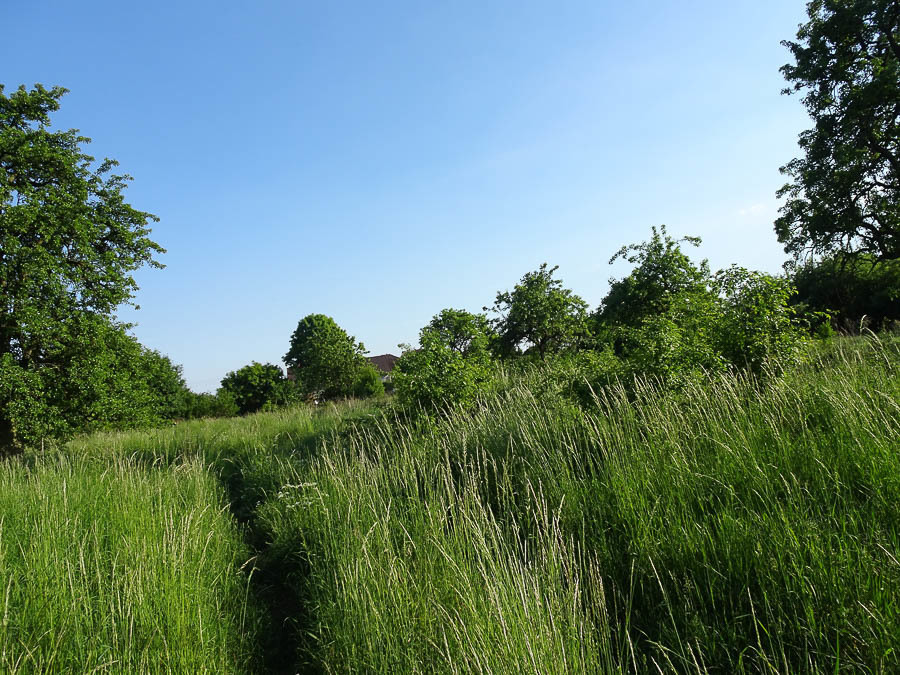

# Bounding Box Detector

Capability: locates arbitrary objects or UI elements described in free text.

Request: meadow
[2,335,898,673]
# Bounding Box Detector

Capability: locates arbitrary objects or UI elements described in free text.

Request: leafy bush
[178,390,240,419]
[393,330,493,412]
[351,363,385,399]
[713,266,806,374]
[220,362,297,415]
[1,316,191,452]
[594,229,808,387]
[791,254,900,332]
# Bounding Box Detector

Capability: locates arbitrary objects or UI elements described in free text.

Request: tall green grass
[253,336,900,672]
[8,336,899,673]
[0,455,261,673]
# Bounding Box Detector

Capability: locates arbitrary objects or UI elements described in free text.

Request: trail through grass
[4,336,899,673]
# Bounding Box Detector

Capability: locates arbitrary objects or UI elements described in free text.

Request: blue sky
[4,1,811,392]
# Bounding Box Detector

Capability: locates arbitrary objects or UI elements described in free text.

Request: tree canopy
[595,225,711,329]
[776,0,900,261]
[422,308,493,357]
[284,314,367,398]
[1,84,165,452]
[220,362,295,415]
[487,264,589,359]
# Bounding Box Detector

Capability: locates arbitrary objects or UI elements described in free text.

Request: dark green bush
[220,362,298,415]
[351,364,385,399]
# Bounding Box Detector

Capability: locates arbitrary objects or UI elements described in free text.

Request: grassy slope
[3,336,898,673]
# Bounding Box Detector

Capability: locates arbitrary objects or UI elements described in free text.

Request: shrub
[220,362,297,415]
[351,364,385,399]
[713,266,806,374]
[393,331,493,412]
[791,254,900,332]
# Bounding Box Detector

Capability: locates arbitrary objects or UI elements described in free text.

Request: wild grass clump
[0,454,262,673]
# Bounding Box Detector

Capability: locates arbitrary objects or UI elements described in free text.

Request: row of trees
[390,226,811,411]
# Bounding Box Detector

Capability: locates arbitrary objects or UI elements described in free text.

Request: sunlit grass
[5,336,898,673]
[0,455,262,673]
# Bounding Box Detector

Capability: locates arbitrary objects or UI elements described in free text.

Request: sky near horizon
[4,1,812,392]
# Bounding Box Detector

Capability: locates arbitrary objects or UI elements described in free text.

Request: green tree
[594,229,805,385]
[220,362,296,415]
[0,84,164,452]
[423,308,494,356]
[595,225,712,329]
[776,0,900,261]
[284,314,367,398]
[487,264,589,359]
[351,363,385,399]
[178,390,240,420]
[713,267,805,374]
[393,333,493,412]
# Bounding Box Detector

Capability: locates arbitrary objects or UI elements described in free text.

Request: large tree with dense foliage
[284,314,367,398]
[0,84,164,452]
[487,264,589,359]
[776,0,900,261]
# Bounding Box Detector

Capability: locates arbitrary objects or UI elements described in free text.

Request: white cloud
[737,202,767,217]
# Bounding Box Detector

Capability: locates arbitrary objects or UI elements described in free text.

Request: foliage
[613,292,728,387]
[422,308,494,356]
[713,266,806,373]
[595,225,711,328]
[0,84,164,452]
[792,253,900,331]
[284,314,367,398]
[776,0,900,260]
[0,315,188,451]
[393,331,493,412]
[595,229,807,385]
[487,263,589,359]
[178,390,240,419]
[351,363,385,399]
[220,362,296,415]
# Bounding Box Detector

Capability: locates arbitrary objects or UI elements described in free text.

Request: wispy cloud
[737,202,767,217]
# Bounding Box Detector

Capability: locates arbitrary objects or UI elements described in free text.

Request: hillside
[2,336,899,673]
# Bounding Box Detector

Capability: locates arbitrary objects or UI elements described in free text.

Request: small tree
[423,308,494,356]
[392,308,495,411]
[488,264,589,359]
[351,363,385,399]
[393,333,492,412]
[713,267,805,374]
[594,228,806,386]
[596,225,712,329]
[284,314,367,398]
[220,362,295,415]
